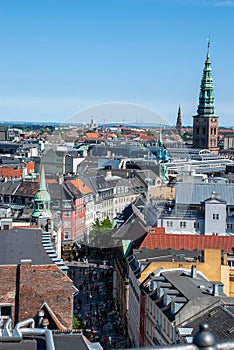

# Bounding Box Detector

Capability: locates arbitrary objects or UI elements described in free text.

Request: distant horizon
[0,119,233,130]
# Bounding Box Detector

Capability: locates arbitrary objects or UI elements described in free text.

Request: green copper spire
[32,165,52,218]
[197,40,216,116]
[193,41,219,152]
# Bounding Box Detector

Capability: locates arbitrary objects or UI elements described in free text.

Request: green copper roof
[122,240,132,257]
[196,40,218,118]
[34,165,51,202]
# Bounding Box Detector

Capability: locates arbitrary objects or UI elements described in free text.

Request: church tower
[176,105,182,134]
[32,165,52,220]
[193,41,219,153]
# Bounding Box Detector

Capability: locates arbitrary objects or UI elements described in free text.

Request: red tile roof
[85,132,99,139]
[139,228,234,253]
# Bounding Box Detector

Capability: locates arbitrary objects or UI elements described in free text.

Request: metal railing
[1,319,234,350]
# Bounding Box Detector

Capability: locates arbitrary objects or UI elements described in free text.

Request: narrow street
[68,261,128,349]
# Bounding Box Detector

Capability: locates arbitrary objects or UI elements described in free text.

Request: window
[180,221,186,228]
[203,128,206,135]
[64,220,71,228]
[52,200,59,208]
[64,211,70,217]
[213,214,219,220]
[227,223,233,230]
[0,305,11,319]
[194,222,199,229]
[214,128,217,135]
[64,230,71,239]
[167,221,173,227]
[63,200,72,208]
[210,128,213,135]
[196,128,199,135]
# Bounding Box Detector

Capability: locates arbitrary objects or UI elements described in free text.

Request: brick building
[0,228,76,330]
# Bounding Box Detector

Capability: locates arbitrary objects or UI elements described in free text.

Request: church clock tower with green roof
[193,41,219,154]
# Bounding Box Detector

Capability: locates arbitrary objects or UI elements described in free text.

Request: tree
[73,315,83,329]
[89,217,113,248]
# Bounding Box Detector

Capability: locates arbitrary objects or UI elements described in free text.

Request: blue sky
[0,0,233,126]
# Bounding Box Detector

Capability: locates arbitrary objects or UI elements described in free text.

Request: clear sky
[0,0,233,126]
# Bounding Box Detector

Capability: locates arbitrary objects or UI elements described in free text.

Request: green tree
[89,217,113,247]
[73,315,82,329]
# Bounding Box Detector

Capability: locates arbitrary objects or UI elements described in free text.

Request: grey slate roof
[161,270,221,299]
[48,183,72,201]
[112,214,147,240]
[0,228,53,265]
[0,333,90,350]
[185,305,234,341]
[133,248,201,262]
[176,183,234,205]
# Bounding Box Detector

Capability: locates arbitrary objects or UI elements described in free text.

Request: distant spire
[176,105,182,133]
[158,125,163,147]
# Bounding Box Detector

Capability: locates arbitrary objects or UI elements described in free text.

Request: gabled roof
[66,178,93,195]
[64,181,82,198]
[112,215,147,241]
[204,196,227,204]
[139,228,234,253]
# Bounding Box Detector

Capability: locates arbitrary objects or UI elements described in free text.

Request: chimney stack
[191,265,197,278]
[212,283,219,296]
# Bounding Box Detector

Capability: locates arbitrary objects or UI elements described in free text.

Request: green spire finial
[207,37,210,60]
[39,165,47,192]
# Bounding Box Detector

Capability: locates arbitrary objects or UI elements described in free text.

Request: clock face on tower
[211,118,216,122]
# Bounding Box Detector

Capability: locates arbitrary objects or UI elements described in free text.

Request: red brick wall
[0,265,17,323]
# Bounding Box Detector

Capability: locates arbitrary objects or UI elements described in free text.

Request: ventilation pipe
[0,317,55,350]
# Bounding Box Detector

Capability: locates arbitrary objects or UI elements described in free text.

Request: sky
[0,0,233,127]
